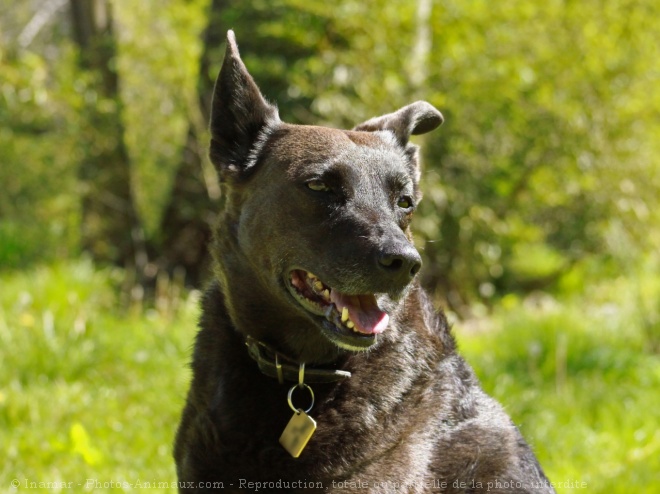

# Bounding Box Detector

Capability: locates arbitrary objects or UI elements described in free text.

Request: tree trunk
[153,0,228,287]
[409,0,432,94]
[69,0,146,273]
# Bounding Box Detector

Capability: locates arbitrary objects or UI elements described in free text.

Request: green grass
[0,260,197,492]
[455,289,660,492]
[1,260,659,492]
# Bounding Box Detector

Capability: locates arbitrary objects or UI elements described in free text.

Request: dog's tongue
[330,291,389,335]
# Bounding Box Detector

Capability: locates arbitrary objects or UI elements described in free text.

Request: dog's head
[210,31,442,357]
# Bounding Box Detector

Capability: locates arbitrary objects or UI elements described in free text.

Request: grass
[0,260,197,492]
[1,260,659,492]
[455,283,660,492]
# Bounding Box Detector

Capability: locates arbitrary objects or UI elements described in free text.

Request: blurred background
[1,0,659,492]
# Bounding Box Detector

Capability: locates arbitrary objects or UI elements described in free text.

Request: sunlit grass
[1,261,659,492]
[456,289,660,493]
[0,260,197,492]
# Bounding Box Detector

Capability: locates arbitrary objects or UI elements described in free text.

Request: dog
[174,30,554,493]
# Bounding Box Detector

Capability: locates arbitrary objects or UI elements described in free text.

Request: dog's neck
[245,336,352,384]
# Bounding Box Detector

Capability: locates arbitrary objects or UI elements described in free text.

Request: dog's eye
[307,180,331,192]
[397,196,414,210]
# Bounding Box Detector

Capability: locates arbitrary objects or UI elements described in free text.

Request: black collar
[245,336,351,384]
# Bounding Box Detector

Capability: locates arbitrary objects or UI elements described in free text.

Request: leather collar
[245,336,351,384]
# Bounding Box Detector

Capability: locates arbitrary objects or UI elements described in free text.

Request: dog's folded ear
[353,102,443,146]
[209,30,280,177]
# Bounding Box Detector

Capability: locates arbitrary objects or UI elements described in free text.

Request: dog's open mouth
[286,269,389,349]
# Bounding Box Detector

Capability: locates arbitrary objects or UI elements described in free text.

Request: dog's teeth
[341,307,349,322]
[322,289,330,300]
[346,320,355,329]
[313,280,324,292]
[307,272,316,280]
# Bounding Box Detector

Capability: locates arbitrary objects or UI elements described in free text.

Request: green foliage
[416,0,660,301]
[0,44,83,267]
[113,0,209,236]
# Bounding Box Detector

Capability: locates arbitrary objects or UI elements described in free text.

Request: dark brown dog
[174,31,554,493]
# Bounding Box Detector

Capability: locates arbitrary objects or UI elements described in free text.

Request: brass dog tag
[279,409,317,458]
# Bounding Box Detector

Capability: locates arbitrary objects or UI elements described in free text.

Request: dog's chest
[209,363,443,488]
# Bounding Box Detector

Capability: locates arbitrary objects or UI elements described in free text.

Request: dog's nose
[377,245,422,281]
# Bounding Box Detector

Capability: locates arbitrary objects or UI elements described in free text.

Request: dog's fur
[174,31,554,493]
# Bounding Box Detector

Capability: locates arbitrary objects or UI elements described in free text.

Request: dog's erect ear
[353,101,443,146]
[209,30,279,176]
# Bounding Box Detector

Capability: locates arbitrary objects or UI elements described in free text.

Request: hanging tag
[279,409,317,458]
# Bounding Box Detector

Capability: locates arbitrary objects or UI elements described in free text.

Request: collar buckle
[245,336,351,384]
